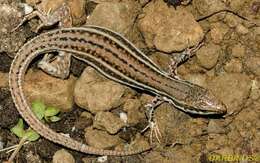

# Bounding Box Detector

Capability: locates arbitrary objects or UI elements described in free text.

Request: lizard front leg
[38,52,71,79]
[168,42,204,78]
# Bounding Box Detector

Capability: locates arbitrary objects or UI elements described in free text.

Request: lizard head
[166,84,227,116]
[186,89,227,115]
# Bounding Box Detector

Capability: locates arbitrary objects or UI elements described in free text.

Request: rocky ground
[0,0,259,162]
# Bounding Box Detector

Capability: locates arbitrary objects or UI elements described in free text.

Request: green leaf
[10,119,25,138]
[45,106,60,117]
[49,116,61,122]
[24,129,40,141]
[31,100,46,120]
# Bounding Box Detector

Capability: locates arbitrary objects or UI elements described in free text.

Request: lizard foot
[141,96,164,143]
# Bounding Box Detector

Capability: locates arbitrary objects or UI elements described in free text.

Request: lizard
[9,25,227,156]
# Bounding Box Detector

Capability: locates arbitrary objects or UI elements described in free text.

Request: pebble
[196,43,221,69]
[235,24,249,35]
[52,149,75,163]
[93,111,125,134]
[224,58,243,73]
[138,0,203,52]
[86,1,141,35]
[0,3,27,56]
[207,74,251,115]
[230,43,245,58]
[207,120,227,134]
[123,99,145,126]
[245,56,260,76]
[250,78,260,100]
[24,70,76,112]
[74,67,127,113]
[210,22,229,44]
[20,3,33,15]
[84,127,123,149]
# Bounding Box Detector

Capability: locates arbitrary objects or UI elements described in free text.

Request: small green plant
[10,100,61,141]
[6,100,61,162]
[31,100,61,122]
[10,118,40,142]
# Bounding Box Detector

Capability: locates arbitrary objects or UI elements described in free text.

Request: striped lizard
[9,25,227,156]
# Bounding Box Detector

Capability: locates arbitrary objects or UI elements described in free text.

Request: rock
[214,147,234,157]
[235,24,249,35]
[224,58,243,73]
[210,22,229,44]
[37,0,86,26]
[123,99,145,126]
[52,149,75,163]
[194,0,227,16]
[67,0,87,25]
[0,2,27,56]
[117,133,150,152]
[84,127,123,149]
[224,14,241,28]
[74,67,128,113]
[228,0,247,10]
[250,78,260,100]
[207,120,227,134]
[207,74,251,115]
[230,43,246,58]
[24,69,76,112]
[74,112,93,130]
[86,1,141,35]
[245,56,260,76]
[25,0,41,6]
[0,72,8,88]
[196,43,221,69]
[151,103,207,145]
[206,134,229,151]
[144,151,172,163]
[93,111,125,134]
[138,0,204,52]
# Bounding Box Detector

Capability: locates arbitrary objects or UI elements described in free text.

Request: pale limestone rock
[230,43,245,58]
[86,1,141,35]
[93,111,125,134]
[74,67,127,113]
[210,22,229,44]
[245,56,260,76]
[123,99,145,126]
[53,149,75,163]
[196,43,221,69]
[138,0,204,52]
[24,69,76,112]
[84,127,123,149]
[224,58,243,73]
[206,74,251,115]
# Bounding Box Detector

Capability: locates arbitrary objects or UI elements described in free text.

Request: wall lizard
[9,25,227,156]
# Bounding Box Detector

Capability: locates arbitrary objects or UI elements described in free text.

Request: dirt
[0,0,259,162]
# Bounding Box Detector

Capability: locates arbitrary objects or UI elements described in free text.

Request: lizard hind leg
[38,51,71,79]
[141,96,164,144]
